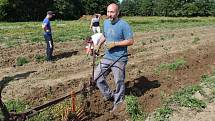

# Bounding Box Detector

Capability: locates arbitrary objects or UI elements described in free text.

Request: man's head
[95,14,99,18]
[47,11,55,19]
[107,3,119,22]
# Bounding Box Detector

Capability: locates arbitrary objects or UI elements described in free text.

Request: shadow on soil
[0,71,36,95]
[125,76,161,96]
[53,50,78,60]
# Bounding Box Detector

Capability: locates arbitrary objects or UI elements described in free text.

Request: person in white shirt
[90,14,101,34]
[85,33,103,55]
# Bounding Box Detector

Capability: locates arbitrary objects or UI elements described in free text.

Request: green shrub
[170,85,206,109]
[125,96,145,121]
[154,106,172,121]
[0,99,27,120]
[16,57,29,66]
[35,54,46,63]
[192,36,200,44]
[155,59,186,74]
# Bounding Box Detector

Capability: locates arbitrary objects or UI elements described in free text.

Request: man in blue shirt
[42,11,55,61]
[94,3,134,113]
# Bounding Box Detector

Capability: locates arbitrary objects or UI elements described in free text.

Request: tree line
[0,0,118,21]
[0,0,215,21]
[120,0,215,17]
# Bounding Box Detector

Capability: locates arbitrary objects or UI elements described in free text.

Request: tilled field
[1,26,215,120]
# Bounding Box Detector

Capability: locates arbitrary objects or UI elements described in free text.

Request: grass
[0,98,76,121]
[0,20,92,46]
[201,72,215,100]
[0,99,28,120]
[201,73,215,89]
[125,95,145,121]
[169,85,206,109]
[192,36,200,44]
[153,106,172,121]
[160,34,175,41]
[152,85,206,121]
[155,59,186,74]
[152,72,215,121]
[153,70,215,120]
[125,17,215,32]
[16,56,29,66]
[34,54,46,63]
[28,100,71,121]
[1,17,215,46]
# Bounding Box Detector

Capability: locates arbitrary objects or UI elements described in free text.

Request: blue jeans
[44,34,54,61]
[94,59,126,105]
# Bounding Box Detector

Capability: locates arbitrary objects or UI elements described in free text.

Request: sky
[119,0,123,3]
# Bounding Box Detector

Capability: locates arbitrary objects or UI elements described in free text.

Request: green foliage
[120,0,142,16]
[192,36,200,44]
[165,59,186,70]
[169,85,206,109]
[156,59,186,74]
[120,0,215,17]
[28,99,71,121]
[0,0,8,20]
[125,96,139,115]
[16,56,29,66]
[201,73,215,89]
[35,54,46,63]
[125,17,215,33]
[154,106,172,121]
[0,98,74,121]
[160,34,174,41]
[152,71,215,121]
[0,99,27,120]
[141,41,146,46]
[81,0,118,15]
[0,0,119,21]
[54,0,82,20]
[1,0,54,21]
[5,100,27,112]
[1,17,215,46]
[1,0,215,21]
[182,3,199,17]
[125,96,145,121]
[200,71,215,101]
[5,40,20,48]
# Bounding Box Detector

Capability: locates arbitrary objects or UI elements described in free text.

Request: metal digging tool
[0,54,131,121]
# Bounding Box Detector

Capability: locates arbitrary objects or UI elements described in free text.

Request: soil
[1,25,215,121]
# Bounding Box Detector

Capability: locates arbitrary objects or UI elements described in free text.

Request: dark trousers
[44,34,54,61]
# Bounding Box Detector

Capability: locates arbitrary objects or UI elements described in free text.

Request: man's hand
[106,42,116,50]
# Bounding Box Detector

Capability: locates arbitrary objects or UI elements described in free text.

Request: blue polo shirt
[42,18,51,35]
[103,19,133,62]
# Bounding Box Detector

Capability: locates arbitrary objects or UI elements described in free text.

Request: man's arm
[96,14,101,20]
[114,38,134,47]
[106,38,134,50]
[94,34,106,53]
[42,23,50,32]
[97,34,106,47]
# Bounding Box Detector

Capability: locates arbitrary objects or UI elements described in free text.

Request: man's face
[107,5,118,21]
[48,14,53,19]
[48,14,55,21]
